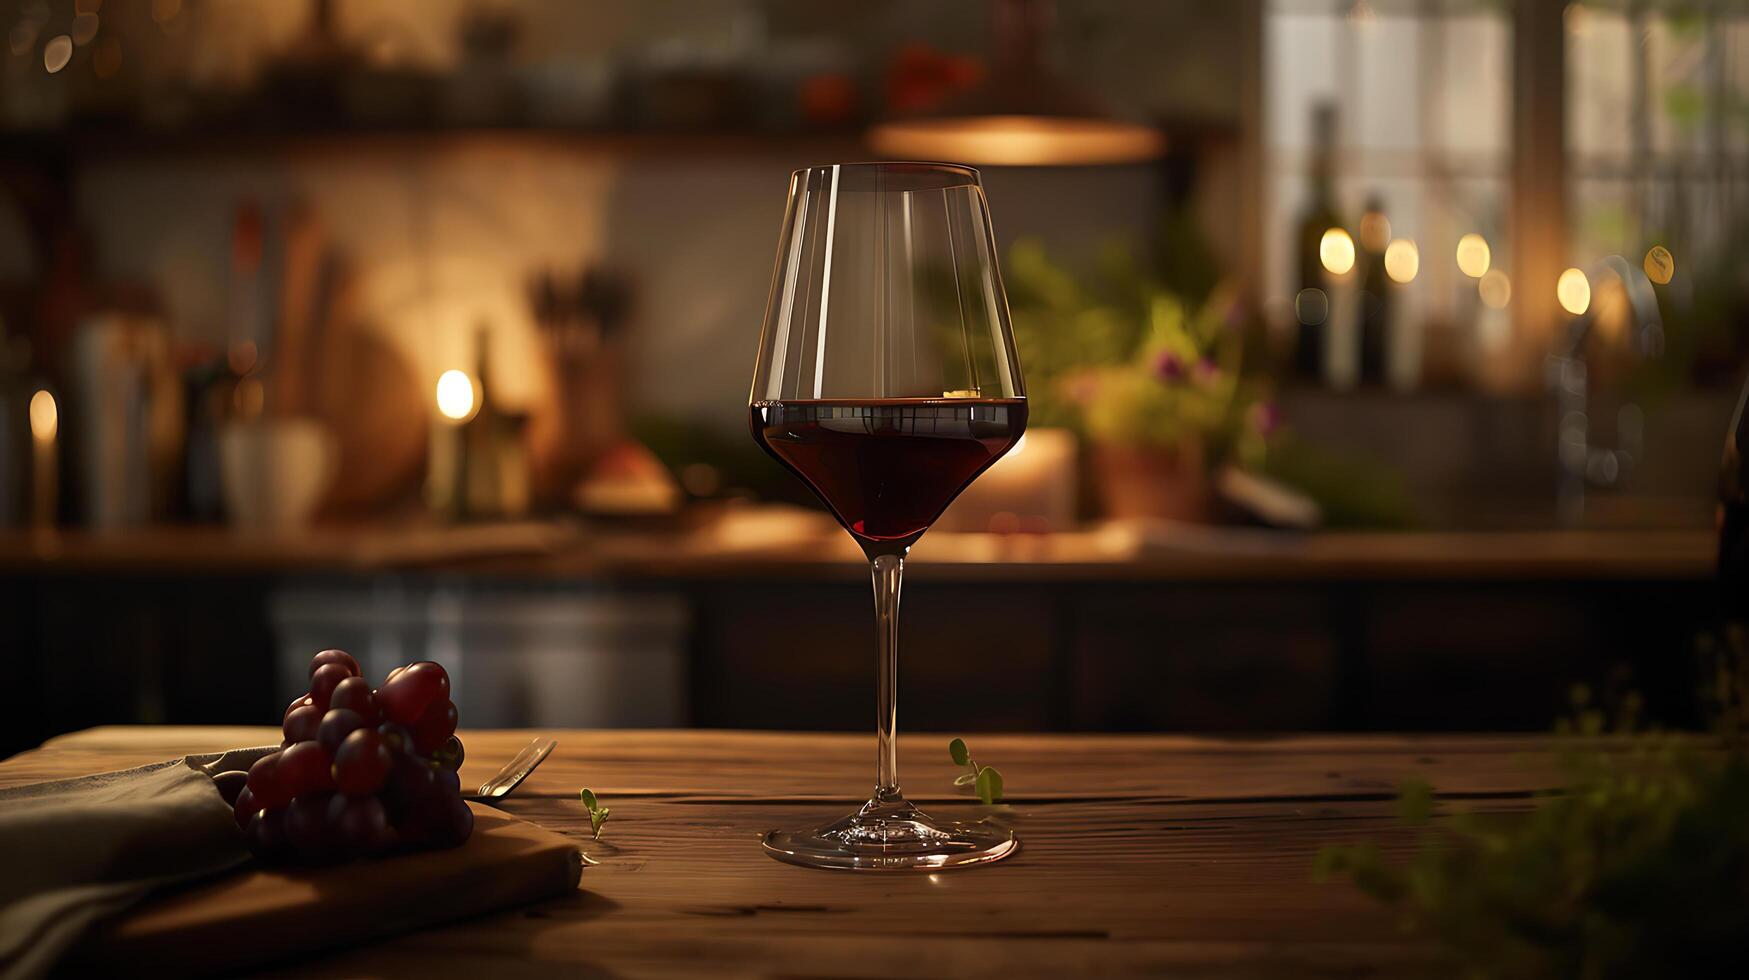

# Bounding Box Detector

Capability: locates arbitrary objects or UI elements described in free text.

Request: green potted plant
[1005,238,1273,522]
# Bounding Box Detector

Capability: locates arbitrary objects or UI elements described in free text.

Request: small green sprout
[948,737,1004,804]
[580,788,611,840]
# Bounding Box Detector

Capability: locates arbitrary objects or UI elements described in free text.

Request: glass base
[762,797,1017,871]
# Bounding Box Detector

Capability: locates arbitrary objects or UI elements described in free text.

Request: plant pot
[1088,441,1213,523]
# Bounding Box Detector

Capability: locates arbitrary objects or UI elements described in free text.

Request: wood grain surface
[1,728,1571,977]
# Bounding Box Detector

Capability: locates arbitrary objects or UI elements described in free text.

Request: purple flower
[1251,401,1280,437]
[1153,351,1185,383]
[1193,357,1220,384]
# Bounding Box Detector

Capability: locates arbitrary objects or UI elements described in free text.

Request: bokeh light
[70,13,98,45]
[1644,245,1674,285]
[1478,269,1512,309]
[1294,287,1329,325]
[436,370,478,421]
[1319,228,1355,276]
[1383,239,1419,283]
[1456,233,1491,278]
[28,390,57,442]
[1358,210,1391,252]
[1557,267,1591,316]
[43,34,72,73]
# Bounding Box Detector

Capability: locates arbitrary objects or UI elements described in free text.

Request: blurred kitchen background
[2,0,1745,754]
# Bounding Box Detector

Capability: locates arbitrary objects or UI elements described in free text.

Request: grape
[254,655,474,862]
[436,796,474,847]
[246,751,289,810]
[329,676,379,725]
[434,766,462,796]
[316,708,367,756]
[212,769,249,807]
[377,662,449,725]
[328,794,393,856]
[382,749,439,823]
[284,694,313,721]
[376,721,414,754]
[433,735,465,771]
[411,699,458,754]
[309,649,360,678]
[277,740,335,797]
[233,786,258,829]
[309,663,351,710]
[284,791,336,858]
[248,808,289,859]
[282,703,324,744]
[333,729,392,796]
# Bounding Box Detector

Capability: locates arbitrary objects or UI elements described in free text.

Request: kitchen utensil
[217,418,335,530]
[469,736,556,803]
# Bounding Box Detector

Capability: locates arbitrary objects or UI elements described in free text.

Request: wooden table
[1,727,1567,977]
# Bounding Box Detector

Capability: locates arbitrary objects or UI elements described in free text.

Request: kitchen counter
[0,517,1717,582]
[0,725,1585,977]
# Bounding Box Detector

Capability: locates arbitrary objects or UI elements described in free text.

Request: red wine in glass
[750,398,1027,556]
[749,162,1025,871]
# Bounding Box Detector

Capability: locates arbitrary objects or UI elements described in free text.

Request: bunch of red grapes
[211,650,472,863]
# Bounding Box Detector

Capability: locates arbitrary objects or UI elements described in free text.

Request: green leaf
[976,766,1004,805]
[953,772,979,786]
[581,789,598,810]
[589,806,610,840]
[949,738,970,767]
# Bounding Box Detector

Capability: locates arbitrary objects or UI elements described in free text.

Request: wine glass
[749,162,1027,870]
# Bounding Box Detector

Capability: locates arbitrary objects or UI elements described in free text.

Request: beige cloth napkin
[0,746,274,980]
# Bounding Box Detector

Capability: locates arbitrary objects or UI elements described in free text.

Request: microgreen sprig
[949,737,1004,804]
[580,788,611,840]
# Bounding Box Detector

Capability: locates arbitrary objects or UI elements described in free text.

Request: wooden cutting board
[69,803,581,976]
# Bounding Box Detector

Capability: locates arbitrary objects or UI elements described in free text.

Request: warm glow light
[70,13,98,45]
[1009,433,1028,457]
[1644,245,1674,285]
[1456,233,1491,278]
[43,34,72,73]
[1557,267,1591,316]
[1319,228,1356,275]
[436,369,477,421]
[28,390,57,442]
[1383,238,1419,283]
[1358,211,1392,252]
[1479,269,1512,308]
[867,116,1164,167]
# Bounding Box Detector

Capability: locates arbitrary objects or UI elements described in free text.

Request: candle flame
[29,389,57,442]
[436,369,477,421]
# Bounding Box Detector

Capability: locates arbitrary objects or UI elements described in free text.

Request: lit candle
[28,389,57,527]
[426,370,477,517]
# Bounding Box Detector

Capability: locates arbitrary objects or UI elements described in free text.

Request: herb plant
[1315,635,1749,980]
[580,788,610,840]
[949,738,1004,805]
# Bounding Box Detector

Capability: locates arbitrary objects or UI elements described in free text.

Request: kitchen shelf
[0,125,872,163]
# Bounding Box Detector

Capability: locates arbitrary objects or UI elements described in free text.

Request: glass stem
[871,552,904,804]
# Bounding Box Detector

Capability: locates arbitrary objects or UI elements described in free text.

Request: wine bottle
[1294,103,1344,383]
